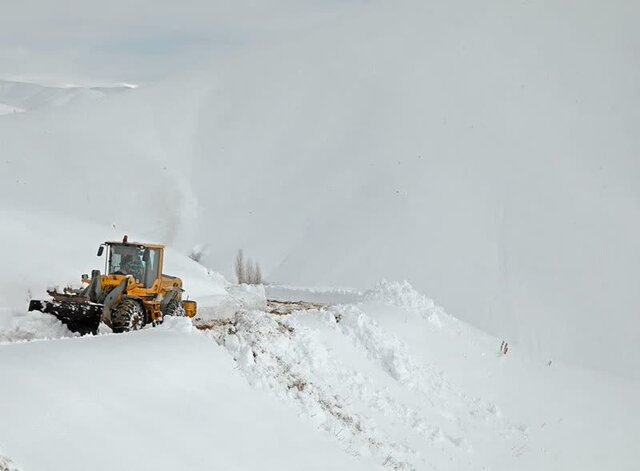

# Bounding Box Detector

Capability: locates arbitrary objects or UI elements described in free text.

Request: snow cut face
[203,305,525,470]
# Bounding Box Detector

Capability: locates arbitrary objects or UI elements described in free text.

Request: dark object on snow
[28,299,103,335]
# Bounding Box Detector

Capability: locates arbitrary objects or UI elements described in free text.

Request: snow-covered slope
[0,1,638,378]
[211,282,640,470]
[2,1,638,469]
[0,208,224,309]
[0,203,637,469]
[0,102,23,116]
[0,323,373,471]
[1,282,638,470]
[0,80,132,114]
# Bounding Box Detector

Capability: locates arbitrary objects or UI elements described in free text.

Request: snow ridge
[0,80,131,113]
[362,280,449,327]
[204,292,525,470]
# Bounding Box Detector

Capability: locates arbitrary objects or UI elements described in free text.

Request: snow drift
[0,326,374,471]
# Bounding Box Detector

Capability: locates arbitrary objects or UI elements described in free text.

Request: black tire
[163,299,185,317]
[111,298,146,333]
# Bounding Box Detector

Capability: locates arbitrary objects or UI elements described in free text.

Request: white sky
[0,0,355,84]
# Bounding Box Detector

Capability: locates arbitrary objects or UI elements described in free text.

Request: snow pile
[154,314,195,333]
[194,284,268,325]
[0,309,76,344]
[362,280,448,327]
[194,282,640,470]
[205,305,525,469]
[209,310,415,467]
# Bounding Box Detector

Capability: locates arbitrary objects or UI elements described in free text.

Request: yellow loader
[28,236,197,334]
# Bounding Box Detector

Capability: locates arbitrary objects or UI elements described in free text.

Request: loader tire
[163,299,185,317]
[111,298,145,333]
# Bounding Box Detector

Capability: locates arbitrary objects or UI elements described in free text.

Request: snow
[0,80,131,113]
[203,282,640,470]
[265,285,362,305]
[0,328,374,471]
[1,1,639,469]
[3,280,634,470]
[0,250,638,470]
[0,309,76,344]
[0,1,638,378]
[0,102,23,116]
[0,208,225,308]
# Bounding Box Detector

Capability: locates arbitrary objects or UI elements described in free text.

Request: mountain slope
[0,0,638,379]
[0,80,132,113]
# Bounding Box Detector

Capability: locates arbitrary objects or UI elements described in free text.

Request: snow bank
[362,280,449,327]
[0,309,76,344]
[199,280,640,470]
[204,307,515,469]
[0,327,374,471]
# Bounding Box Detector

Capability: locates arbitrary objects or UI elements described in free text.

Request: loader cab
[101,241,164,288]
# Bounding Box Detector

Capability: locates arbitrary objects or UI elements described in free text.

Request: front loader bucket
[28,300,103,335]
